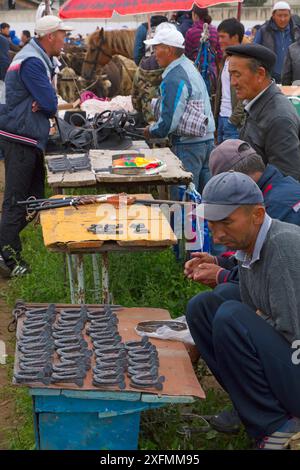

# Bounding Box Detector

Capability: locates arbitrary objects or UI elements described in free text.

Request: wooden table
[40,194,177,303]
[46,145,193,199]
[14,303,205,450]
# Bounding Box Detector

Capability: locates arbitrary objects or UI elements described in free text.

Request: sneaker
[209,408,242,434]
[0,254,11,278]
[10,261,30,277]
[256,417,300,450]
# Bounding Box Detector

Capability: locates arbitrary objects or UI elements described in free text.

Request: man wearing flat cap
[226,43,300,181]
[186,171,300,449]
[0,15,72,277]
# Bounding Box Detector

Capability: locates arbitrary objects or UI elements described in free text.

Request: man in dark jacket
[254,1,300,83]
[282,37,300,84]
[227,43,300,181]
[0,32,10,80]
[0,15,72,277]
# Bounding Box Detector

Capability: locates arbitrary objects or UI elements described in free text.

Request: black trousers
[0,139,45,267]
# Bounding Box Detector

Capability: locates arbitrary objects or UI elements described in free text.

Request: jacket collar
[257,164,283,191]
[244,82,281,118]
[30,38,55,73]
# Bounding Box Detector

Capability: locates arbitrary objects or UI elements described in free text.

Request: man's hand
[184,252,216,279]
[143,126,151,140]
[192,263,223,288]
[32,101,40,113]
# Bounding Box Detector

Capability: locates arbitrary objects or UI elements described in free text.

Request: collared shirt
[244,81,273,113]
[235,214,272,268]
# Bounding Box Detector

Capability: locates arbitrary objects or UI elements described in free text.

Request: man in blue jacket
[0,15,72,277]
[254,1,300,83]
[143,27,215,196]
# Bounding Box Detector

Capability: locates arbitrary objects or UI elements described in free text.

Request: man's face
[207,206,265,251]
[218,31,239,52]
[2,27,10,36]
[48,30,67,56]
[154,44,171,68]
[229,56,265,100]
[272,10,291,30]
[21,34,29,44]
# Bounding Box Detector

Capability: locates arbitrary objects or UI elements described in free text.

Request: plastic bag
[135,315,195,345]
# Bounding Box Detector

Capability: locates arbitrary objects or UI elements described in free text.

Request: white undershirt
[220,59,232,118]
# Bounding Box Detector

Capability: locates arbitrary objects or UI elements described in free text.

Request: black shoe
[209,408,242,434]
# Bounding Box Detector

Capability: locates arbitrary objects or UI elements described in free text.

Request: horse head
[81,28,112,80]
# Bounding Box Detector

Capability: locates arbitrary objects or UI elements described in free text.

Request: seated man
[185,139,300,288]
[186,171,300,449]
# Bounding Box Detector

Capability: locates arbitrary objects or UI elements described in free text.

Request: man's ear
[253,205,266,224]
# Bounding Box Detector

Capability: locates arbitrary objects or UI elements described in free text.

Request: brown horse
[81,28,135,80]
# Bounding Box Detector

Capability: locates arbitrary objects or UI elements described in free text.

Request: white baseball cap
[35,15,73,36]
[272,1,291,11]
[144,28,185,48]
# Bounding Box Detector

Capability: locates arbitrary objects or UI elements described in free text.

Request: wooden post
[237,1,242,21]
[45,0,51,16]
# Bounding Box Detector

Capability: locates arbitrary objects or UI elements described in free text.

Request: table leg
[75,254,85,304]
[66,254,76,304]
[92,254,101,303]
[101,252,110,304]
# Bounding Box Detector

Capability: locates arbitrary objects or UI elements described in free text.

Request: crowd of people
[0,3,300,450]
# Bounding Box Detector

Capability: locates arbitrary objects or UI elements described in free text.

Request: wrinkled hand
[192,263,222,288]
[184,252,216,279]
[32,101,40,113]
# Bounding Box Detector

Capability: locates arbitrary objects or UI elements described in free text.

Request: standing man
[0,15,72,277]
[21,30,31,46]
[254,1,300,83]
[215,18,245,143]
[143,28,215,194]
[186,171,300,449]
[227,43,300,181]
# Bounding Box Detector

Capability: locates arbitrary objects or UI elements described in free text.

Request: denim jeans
[186,285,300,439]
[171,139,214,197]
[217,116,239,144]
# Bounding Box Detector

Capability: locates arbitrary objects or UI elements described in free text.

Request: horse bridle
[83,36,113,80]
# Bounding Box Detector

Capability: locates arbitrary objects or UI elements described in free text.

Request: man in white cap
[254,2,300,82]
[143,27,215,197]
[0,15,72,277]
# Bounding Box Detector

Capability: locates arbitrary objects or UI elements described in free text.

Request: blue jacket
[133,23,147,65]
[217,164,300,284]
[0,34,10,80]
[0,38,57,152]
[254,17,300,81]
[149,54,215,144]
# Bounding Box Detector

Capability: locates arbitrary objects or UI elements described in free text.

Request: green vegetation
[3,223,251,450]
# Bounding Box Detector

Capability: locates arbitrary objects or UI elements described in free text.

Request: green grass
[3,223,251,450]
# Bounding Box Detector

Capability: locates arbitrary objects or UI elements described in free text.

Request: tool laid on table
[18,193,195,219]
[47,153,91,174]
